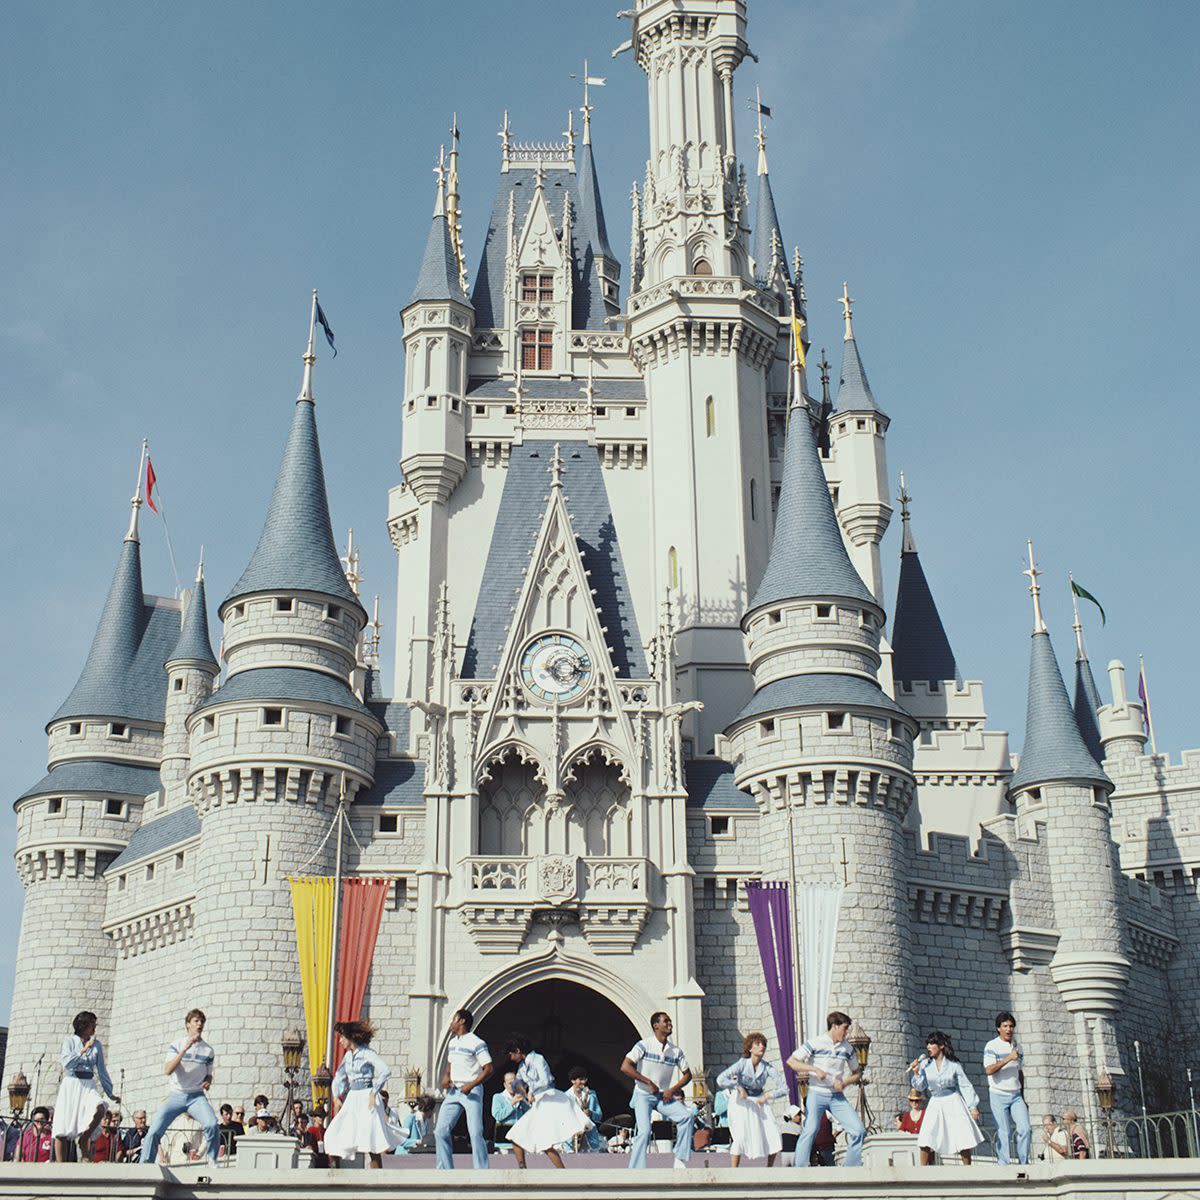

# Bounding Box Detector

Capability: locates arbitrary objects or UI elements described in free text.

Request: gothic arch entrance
[474,979,640,1137]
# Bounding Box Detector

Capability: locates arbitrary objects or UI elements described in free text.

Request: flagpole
[301,290,318,402]
[126,439,147,541]
[786,803,805,1048]
[145,438,183,595]
[1139,654,1158,755]
[325,776,346,1068]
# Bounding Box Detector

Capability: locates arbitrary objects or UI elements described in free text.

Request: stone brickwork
[221,595,362,675]
[47,717,162,770]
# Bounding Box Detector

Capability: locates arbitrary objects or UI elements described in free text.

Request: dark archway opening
[475,979,640,1139]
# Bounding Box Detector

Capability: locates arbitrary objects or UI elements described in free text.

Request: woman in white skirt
[325,1020,397,1168]
[715,1031,787,1166]
[909,1031,983,1165]
[52,1010,120,1161]
[504,1035,592,1168]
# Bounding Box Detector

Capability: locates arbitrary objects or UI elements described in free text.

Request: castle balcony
[456,854,653,955]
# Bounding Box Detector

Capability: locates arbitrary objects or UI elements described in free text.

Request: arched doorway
[475,979,640,1138]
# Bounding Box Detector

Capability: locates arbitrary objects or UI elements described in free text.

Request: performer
[324,1020,396,1168]
[983,1010,1031,1164]
[434,1008,493,1169]
[620,1010,696,1170]
[140,1008,220,1164]
[51,1010,120,1162]
[394,1094,436,1154]
[565,1066,605,1152]
[910,1031,984,1166]
[786,1011,866,1167]
[504,1034,592,1168]
[715,1031,786,1166]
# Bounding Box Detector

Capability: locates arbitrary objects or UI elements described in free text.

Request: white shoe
[673,1158,688,1169]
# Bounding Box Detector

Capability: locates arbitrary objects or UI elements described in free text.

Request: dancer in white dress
[715,1032,786,1166]
[909,1032,984,1165]
[52,1010,120,1161]
[503,1035,592,1168]
[324,1020,397,1168]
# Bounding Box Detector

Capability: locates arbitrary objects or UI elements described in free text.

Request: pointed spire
[754,85,769,176]
[747,392,876,617]
[1010,606,1109,793]
[1069,575,1104,760]
[170,552,217,667]
[446,115,469,294]
[891,474,960,688]
[752,144,787,289]
[126,439,147,543]
[407,147,471,308]
[575,111,614,260]
[299,290,317,403]
[223,299,364,614]
[834,284,882,414]
[1023,540,1047,634]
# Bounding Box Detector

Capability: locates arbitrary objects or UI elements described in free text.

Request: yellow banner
[289,876,334,1097]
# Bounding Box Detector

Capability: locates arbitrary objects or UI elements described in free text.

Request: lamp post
[8,1072,30,1162]
[403,1067,423,1111]
[1094,1071,1116,1159]
[847,1022,877,1134]
[311,1063,333,1118]
[281,1028,306,1134]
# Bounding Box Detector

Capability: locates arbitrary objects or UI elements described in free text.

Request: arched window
[668,546,679,589]
[705,396,715,437]
[693,258,713,276]
[750,478,758,520]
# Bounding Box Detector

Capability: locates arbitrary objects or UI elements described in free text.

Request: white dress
[52,1035,113,1140]
[507,1052,593,1154]
[912,1059,984,1156]
[324,1046,398,1158]
[715,1057,786,1159]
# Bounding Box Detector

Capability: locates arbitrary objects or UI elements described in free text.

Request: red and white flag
[146,457,159,513]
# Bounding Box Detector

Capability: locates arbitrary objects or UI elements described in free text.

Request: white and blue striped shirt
[447,1033,492,1087]
[627,1037,689,1095]
[792,1035,856,1095]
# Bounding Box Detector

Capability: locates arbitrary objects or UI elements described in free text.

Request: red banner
[332,878,390,1069]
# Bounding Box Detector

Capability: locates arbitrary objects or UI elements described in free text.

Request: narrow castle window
[520,327,554,370]
[68,722,83,736]
[815,604,834,620]
[262,707,284,727]
[709,815,731,837]
[760,719,776,738]
[705,396,715,437]
[117,874,126,892]
[233,603,245,619]
[827,712,847,732]
[175,851,185,870]
[47,798,63,815]
[333,715,352,736]
[326,604,341,622]
[275,597,294,613]
[750,478,758,520]
[693,258,713,276]
[668,546,679,589]
[146,863,155,881]
[173,677,184,691]
[521,273,554,302]
[379,813,399,835]
[202,715,215,735]
[104,798,124,818]
[109,722,128,738]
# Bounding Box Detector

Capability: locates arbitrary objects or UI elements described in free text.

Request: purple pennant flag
[745,880,800,1104]
[1138,665,1152,736]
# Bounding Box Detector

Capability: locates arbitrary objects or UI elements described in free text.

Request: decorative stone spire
[1010,544,1109,793]
[446,115,469,294]
[834,284,882,414]
[752,100,787,291]
[126,438,147,543]
[222,298,363,615]
[407,149,470,308]
[169,553,218,668]
[891,474,959,688]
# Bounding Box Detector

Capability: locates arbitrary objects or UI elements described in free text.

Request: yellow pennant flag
[791,306,807,370]
[290,876,335,1092]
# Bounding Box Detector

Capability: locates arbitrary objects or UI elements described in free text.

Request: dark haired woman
[715,1031,787,1166]
[52,1010,119,1161]
[324,1020,396,1168]
[504,1035,592,1168]
[909,1032,983,1166]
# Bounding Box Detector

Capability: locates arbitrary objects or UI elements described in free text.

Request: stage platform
[1,1156,1199,1199]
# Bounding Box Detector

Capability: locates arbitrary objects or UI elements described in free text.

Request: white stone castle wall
[47,718,162,769]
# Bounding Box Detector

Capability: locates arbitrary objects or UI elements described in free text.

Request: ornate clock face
[520,633,593,703]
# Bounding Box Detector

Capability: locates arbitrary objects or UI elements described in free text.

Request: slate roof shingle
[197,667,375,718]
[684,758,756,811]
[19,759,161,803]
[892,548,959,687]
[169,577,218,668]
[733,672,909,725]
[106,806,200,872]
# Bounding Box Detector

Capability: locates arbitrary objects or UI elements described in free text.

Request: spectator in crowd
[21,1108,54,1163]
[1061,1109,1090,1159]
[490,1070,530,1153]
[2,1116,23,1161]
[394,1095,436,1154]
[253,1094,270,1120]
[305,1107,329,1168]
[1042,1113,1069,1159]
[118,1110,148,1162]
[91,1110,118,1162]
[251,1108,272,1134]
[287,1100,306,1138]
[896,1089,926,1134]
[218,1104,242,1157]
[783,1106,836,1165]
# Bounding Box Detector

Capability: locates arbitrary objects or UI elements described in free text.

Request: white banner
[796,882,844,1043]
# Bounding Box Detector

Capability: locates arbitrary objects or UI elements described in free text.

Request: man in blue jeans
[620,1011,696,1169]
[435,1008,493,1169]
[140,1008,220,1164]
[786,1010,866,1166]
[983,1011,1031,1164]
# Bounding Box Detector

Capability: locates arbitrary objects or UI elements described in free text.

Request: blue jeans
[793,1090,865,1167]
[140,1090,219,1164]
[629,1090,695,1168]
[435,1087,488,1169]
[990,1089,1031,1164]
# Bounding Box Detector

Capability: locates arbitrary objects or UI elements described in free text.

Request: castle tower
[8,472,178,1090]
[826,286,892,605]
[186,299,382,1097]
[160,557,218,808]
[721,380,918,1112]
[1097,660,1148,762]
[1069,582,1105,763]
[1008,545,1130,1104]
[629,0,780,745]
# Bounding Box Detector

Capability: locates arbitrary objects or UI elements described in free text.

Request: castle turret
[1009,543,1129,1091]
[8,463,178,1091]
[160,557,218,807]
[186,298,381,1098]
[826,285,892,604]
[722,377,918,1112]
[1098,659,1148,762]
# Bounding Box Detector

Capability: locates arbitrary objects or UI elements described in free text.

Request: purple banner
[745,880,799,1104]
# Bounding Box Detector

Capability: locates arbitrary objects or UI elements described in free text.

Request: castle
[9,0,1199,1134]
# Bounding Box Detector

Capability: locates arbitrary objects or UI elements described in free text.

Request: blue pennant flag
[315,299,337,357]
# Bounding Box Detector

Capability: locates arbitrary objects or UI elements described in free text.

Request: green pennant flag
[1071,579,1106,626]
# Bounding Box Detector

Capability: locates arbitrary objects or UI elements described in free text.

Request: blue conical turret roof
[169,576,217,668]
[835,334,882,414]
[753,169,788,289]
[576,136,614,262]
[892,543,959,687]
[1010,630,1110,792]
[408,205,469,308]
[1073,655,1105,763]
[223,396,362,613]
[747,400,876,618]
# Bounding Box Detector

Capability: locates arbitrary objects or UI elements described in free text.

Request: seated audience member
[218,1104,242,1157]
[119,1109,148,1161]
[91,1110,118,1162]
[21,1108,54,1162]
[896,1089,925,1134]
[305,1107,329,1168]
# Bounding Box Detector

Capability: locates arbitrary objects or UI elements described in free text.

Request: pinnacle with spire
[408,144,471,308]
[170,552,218,668]
[125,439,147,542]
[834,283,882,414]
[751,94,787,291]
[891,474,959,688]
[1010,543,1109,792]
[1069,574,1104,760]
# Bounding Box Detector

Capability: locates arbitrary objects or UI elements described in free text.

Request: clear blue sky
[2,1,1198,1024]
